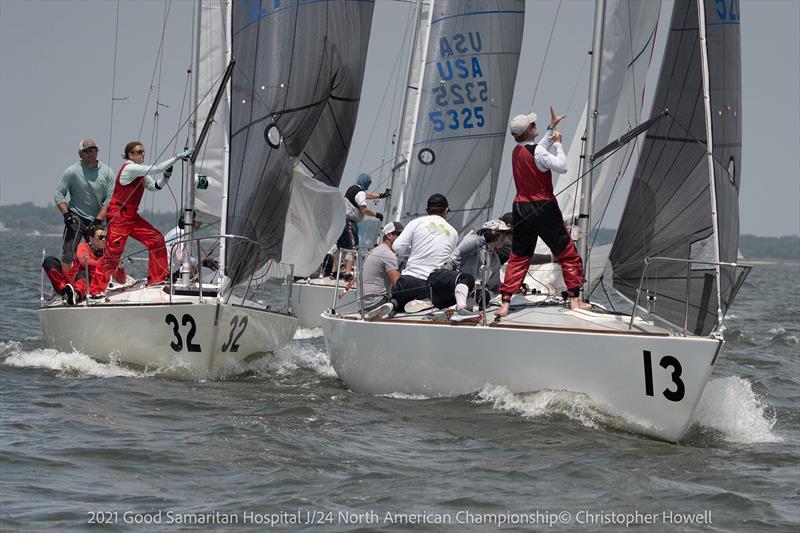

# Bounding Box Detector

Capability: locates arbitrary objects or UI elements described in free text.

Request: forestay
[389,0,525,235]
[226,0,374,285]
[610,0,742,335]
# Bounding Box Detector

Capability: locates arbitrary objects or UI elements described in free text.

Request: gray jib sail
[393,0,524,234]
[226,0,374,285]
[609,0,742,335]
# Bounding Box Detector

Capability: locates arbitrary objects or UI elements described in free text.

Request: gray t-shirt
[361,242,399,307]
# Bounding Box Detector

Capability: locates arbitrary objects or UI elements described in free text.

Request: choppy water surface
[1,234,797,531]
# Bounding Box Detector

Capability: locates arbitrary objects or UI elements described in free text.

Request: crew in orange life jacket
[89,142,192,298]
[42,225,126,305]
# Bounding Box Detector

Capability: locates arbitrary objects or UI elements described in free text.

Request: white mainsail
[193,0,229,223]
[528,0,662,294]
[388,0,526,235]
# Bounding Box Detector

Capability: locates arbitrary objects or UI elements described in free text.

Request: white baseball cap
[508,113,538,135]
[481,219,511,232]
[381,221,404,238]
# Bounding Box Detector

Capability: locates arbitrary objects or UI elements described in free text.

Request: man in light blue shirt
[54,138,115,272]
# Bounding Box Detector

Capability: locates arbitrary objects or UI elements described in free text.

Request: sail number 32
[642,350,685,402]
[164,314,248,353]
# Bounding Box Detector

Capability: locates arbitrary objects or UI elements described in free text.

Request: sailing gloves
[379,188,391,199]
[63,211,79,227]
[176,149,193,160]
[375,212,384,221]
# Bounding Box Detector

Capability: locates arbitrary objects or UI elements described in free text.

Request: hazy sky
[1,0,798,237]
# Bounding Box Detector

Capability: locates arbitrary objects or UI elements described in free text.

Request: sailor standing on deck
[54,138,115,274]
[89,142,192,297]
[496,106,589,317]
[335,173,389,281]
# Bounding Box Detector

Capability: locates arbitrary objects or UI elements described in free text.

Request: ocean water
[1,233,797,532]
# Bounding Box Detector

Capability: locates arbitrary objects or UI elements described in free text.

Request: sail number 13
[642,350,685,402]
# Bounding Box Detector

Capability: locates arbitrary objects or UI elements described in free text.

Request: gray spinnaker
[226,0,374,285]
[390,0,525,235]
[609,0,742,335]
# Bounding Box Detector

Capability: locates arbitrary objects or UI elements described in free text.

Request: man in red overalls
[89,142,192,298]
[496,106,588,317]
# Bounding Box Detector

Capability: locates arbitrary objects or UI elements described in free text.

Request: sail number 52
[642,350,685,402]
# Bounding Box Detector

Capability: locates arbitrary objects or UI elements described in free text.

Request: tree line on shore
[1,202,798,261]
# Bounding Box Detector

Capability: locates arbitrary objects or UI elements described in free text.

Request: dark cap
[426,193,449,209]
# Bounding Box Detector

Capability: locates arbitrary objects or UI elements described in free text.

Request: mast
[696,0,723,330]
[180,0,203,286]
[388,0,427,222]
[219,0,231,280]
[578,0,606,299]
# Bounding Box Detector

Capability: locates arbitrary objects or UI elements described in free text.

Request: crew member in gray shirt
[54,138,115,272]
[360,221,404,311]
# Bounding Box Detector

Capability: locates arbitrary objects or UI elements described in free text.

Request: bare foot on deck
[570,297,592,310]
[495,301,510,317]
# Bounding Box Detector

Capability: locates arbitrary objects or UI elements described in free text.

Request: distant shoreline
[2,202,798,262]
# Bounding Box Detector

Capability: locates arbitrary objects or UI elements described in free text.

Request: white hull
[321,309,722,442]
[39,286,297,379]
[290,279,356,329]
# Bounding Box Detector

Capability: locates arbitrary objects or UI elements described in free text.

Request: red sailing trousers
[90,214,167,295]
[500,200,585,298]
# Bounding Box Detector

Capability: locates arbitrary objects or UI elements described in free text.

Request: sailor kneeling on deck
[360,221,403,320]
[43,225,126,305]
[390,194,477,320]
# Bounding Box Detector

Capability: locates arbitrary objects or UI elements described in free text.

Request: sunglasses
[94,235,106,240]
[131,149,145,155]
[81,147,98,153]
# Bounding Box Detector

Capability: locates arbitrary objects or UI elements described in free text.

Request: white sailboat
[39,0,374,378]
[321,0,750,442]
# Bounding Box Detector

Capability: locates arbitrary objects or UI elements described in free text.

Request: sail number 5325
[642,350,685,402]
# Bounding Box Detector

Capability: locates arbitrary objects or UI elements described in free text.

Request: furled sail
[610,0,742,335]
[193,0,229,223]
[226,0,374,284]
[389,0,525,235]
[528,0,661,293]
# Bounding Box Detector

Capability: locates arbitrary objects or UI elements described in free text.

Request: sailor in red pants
[496,106,589,317]
[89,142,192,297]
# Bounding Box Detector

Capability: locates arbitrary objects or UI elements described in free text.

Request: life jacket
[511,144,555,203]
[344,184,365,222]
[107,163,145,220]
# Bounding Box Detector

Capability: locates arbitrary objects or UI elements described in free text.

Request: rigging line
[107,0,121,156]
[528,0,562,110]
[138,0,173,140]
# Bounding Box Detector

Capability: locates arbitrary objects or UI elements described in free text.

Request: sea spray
[691,376,781,443]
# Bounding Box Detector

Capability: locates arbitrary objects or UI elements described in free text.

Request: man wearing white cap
[496,106,588,316]
[54,138,116,273]
[360,221,404,319]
